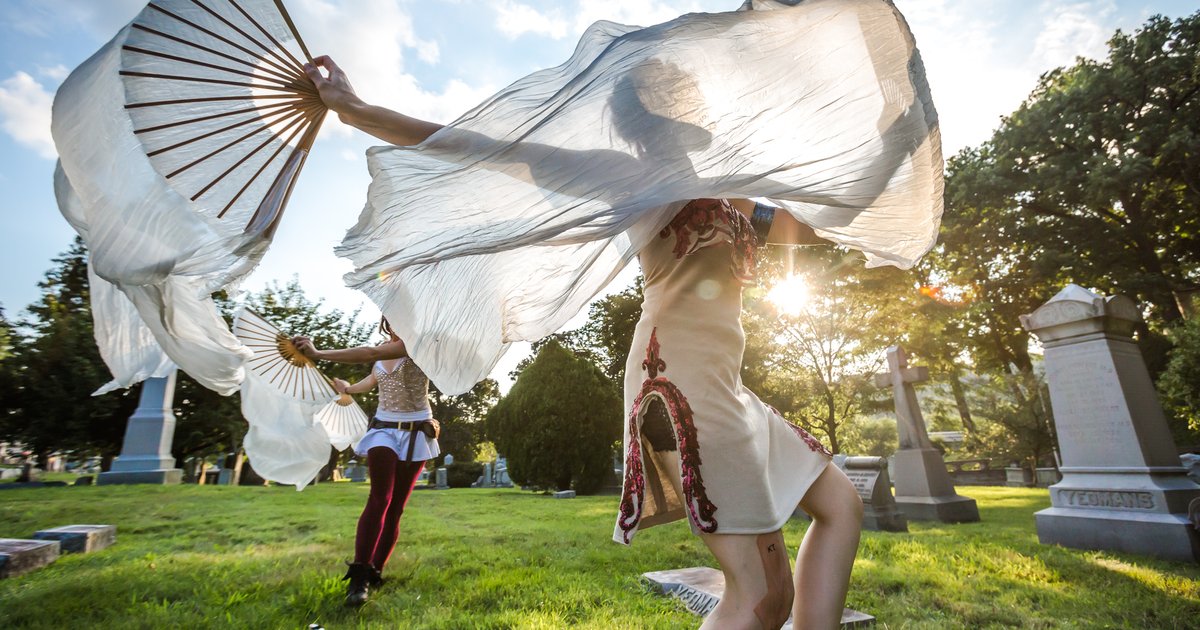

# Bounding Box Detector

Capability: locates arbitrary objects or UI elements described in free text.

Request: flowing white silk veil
[338,0,944,394]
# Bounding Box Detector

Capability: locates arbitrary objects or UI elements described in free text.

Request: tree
[3,239,139,468]
[937,12,1200,374]
[742,248,916,454]
[487,340,621,493]
[1159,315,1200,446]
[428,378,500,465]
[561,277,644,385]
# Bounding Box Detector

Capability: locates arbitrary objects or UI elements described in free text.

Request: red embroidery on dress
[618,328,718,544]
[659,199,758,284]
[767,405,834,457]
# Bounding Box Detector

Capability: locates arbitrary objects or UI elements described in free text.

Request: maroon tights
[354,447,425,570]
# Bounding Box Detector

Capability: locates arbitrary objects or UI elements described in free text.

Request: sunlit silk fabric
[51,0,320,395]
[338,0,944,394]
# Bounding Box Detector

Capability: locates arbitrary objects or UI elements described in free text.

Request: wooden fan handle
[336,393,353,407]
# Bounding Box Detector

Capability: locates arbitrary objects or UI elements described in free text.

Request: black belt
[369,419,428,431]
[370,419,434,460]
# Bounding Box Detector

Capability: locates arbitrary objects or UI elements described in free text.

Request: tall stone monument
[1021,285,1200,563]
[874,346,979,522]
[98,372,183,485]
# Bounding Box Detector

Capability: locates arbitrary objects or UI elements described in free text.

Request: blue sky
[0,0,1195,384]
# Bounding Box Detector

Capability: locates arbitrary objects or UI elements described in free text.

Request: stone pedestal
[0,539,59,579]
[1021,285,1200,563]
[33,525,116,554]
[875,347,979,523]
[643,567,874,628]
[98,373,182,486]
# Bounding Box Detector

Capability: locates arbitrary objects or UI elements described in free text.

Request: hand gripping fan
[232,308,368,450]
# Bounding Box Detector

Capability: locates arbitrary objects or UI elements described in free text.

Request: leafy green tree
[742,248,917,453]
[429,378,500,466]
[1159,316,1200,445]
[937,12,1200,374]
[487,340,621,493]
[3,239,139,468]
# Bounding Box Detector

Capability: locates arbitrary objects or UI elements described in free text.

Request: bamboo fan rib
[232,309,368,450]
[119,0,326,239]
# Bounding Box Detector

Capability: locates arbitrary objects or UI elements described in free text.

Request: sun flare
[767,274,810,316]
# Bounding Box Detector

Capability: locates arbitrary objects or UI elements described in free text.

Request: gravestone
[553,490,576,499]
[17,462,40,483]
[793,456,907,532]
[0,539,59,579]
[435,467,448,489]
[1021,285,1200,563]
[33,525,116,554]
[494,455,513,488]
[346,460,368,483]
[98,372,183,485]
[642,567,875,628]
[842,456,907,532]
[874,346,979,523]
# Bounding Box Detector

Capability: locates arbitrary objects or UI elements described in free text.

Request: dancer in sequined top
[295,318,439,607]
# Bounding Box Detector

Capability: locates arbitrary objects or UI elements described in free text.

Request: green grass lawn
[0,484,1196,629]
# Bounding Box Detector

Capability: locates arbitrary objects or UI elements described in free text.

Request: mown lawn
[0,484,1196,629]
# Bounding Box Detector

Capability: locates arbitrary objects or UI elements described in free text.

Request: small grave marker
[0,539,60,579]
[643,567,874,628]
[33,525,116,554]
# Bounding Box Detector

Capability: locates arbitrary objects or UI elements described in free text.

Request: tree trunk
[948,371,977,435]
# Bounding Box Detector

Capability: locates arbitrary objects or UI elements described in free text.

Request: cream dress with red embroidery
[614,199,832,545]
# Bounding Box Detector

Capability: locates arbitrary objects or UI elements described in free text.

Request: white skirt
[355,426,440,462]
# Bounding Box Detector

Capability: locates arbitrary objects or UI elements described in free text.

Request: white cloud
[9,0,144,40]
[0,72,56,160]
[495,1,571,39]
[1032,0,1116,69]
[289,0,468,137]
[37,65,70,82]
[897,0,1032,156]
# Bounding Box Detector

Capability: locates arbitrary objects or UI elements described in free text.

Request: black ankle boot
[343,563,374,607]
[368,566,384,589]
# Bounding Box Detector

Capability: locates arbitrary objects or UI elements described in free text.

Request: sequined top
[376,358,431,414]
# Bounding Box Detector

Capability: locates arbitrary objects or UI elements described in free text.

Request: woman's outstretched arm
[304,56,444,146]
[293,337,408,364]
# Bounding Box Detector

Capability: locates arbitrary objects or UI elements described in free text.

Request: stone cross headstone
[874,346,979,523]
[0,539,59,579]
[98,371,183,485]
[642,567,875,628]
[1021,285,1200,563]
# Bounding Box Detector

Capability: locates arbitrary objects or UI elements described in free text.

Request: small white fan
[233,308,368,450]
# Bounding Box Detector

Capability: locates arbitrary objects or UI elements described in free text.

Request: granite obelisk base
[98,373,182,486]
[1022,286,1200,563]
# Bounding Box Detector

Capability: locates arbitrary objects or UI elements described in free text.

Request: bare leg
[793,462,863,630]
[699,530,793,630]
[656,451,793,630]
